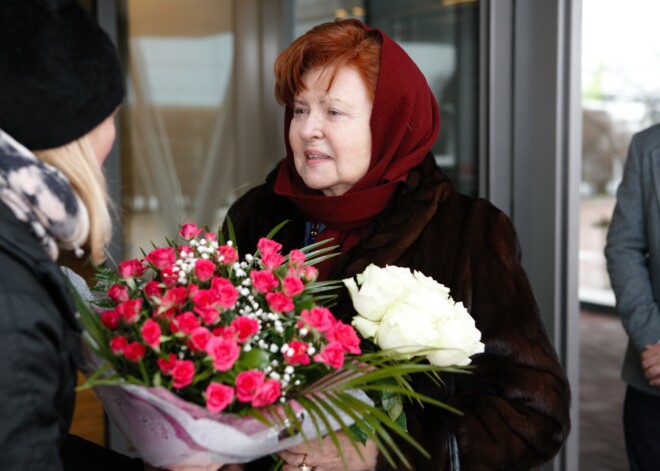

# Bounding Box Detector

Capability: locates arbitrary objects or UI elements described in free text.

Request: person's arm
[0,291,67,470]
[61,434,144,471]
[605,133,660,351]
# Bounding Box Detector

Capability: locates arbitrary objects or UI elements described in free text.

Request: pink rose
[262,252,285,270]
[160,266,179,287]
[195,305,220,325]
[205,232,217,242]
[187,283,199,298]
[257,238,282,256]
[101,309,120,330]
[252,379,282,407]
[172,360,195,389]
[179,245,194,257]
[118,259,145,280]
[172,311,201,335]
[144,281,163,301]
[206,337,240,372]
[284,340,310,365]
[266,292,294,313]
[109,336,127,354]
[108,284,129,303]
[193,289,220,324]
[205,382,235,413]
[235,370,265,402]
[329,322,362,354]
[141,319,162,349]
[189,326,212,352]
[211,277,239,308]
[314,341,345,369]
[194,259,216,282]
[179,223,203,240]
[288,249,306,267]
[157,353,177,374]
[231,316,260,343]
[250,270,279,293]
[160,287,188,314]
[212,326,236,339]
[115,298,143,324]
[145,247,177,270]
[282,275,304,297]
[123,342,146,362]
[304,266,319,282]
[301,307,335,333]
[217,245,238,266]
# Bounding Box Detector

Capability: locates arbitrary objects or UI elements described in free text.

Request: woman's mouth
[304,151,331,160]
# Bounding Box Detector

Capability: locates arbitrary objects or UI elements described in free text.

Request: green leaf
[238,349,271,370]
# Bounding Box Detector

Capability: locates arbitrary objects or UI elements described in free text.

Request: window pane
[580,0,660,306]
[119,0,234,259]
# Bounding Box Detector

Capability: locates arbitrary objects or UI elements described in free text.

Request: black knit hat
[0,0,125,150]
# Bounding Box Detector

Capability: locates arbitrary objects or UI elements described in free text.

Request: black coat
[227,155,571,471]
[0,201,142,470]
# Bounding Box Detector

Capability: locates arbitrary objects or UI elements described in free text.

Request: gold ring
[298,454,313,471]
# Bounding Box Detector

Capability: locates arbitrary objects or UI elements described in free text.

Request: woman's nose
[299,112,323,140]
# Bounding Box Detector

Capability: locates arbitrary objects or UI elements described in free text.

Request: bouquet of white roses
[344,264,485,367]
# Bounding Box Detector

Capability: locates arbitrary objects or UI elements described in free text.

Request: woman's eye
[328,109,341,117]
[293,107,308,116]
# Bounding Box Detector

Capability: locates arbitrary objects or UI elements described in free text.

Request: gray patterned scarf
[0,129,89,260]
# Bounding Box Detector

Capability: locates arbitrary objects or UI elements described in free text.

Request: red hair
[274,19,382,107]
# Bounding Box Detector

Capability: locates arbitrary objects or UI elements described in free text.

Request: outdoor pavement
[579,309,629,470]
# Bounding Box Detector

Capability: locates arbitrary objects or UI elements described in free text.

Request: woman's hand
[642,344,660,386]
[278,432,377,471]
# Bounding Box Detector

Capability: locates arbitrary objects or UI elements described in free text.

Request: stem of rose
[138,360,149,385]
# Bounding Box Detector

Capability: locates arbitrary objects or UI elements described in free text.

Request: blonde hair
[35,136,112,264]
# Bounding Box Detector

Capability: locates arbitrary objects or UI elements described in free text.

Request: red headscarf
[274,22,440,278]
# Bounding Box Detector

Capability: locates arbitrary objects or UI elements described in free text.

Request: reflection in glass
[119,0,234,259]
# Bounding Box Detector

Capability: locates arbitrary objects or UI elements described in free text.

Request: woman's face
[88,110,118,164]
[289,66,373,196]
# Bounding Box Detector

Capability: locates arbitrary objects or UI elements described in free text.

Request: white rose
[424,301,485,367]
[373,285,458,355]
[412,270,451,298]
[343,264,416,322]
[346,264,484,367]
[375,300,441,354]
[351,316,380,340]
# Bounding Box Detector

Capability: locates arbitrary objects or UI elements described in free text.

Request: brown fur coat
[229,154,571,471]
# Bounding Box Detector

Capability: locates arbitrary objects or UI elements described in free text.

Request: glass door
[118,0,235,260]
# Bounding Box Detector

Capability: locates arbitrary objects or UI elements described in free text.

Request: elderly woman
[226,19,571,471]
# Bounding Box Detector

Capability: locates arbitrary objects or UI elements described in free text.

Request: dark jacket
[228,155,571,471]
[0,201,142,470]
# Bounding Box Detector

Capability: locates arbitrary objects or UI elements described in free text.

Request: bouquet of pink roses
[75,221,457,468]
